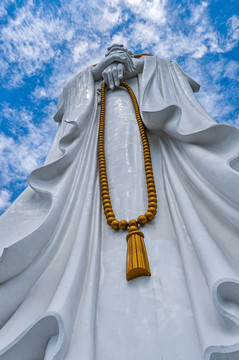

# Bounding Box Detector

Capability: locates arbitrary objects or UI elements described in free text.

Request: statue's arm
[101,58,143,89]
[92,51,143,89]
[92,52,135,81]
[93,57,143,89]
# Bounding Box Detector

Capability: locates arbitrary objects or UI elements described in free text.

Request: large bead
[145,211,154,222]
[137,215,147,226]
[107,217,114,225]
[129,219,137,227]
[119,220,128,230]
[111,220,119,230]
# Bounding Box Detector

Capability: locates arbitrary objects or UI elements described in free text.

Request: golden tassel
[126,226,151,281]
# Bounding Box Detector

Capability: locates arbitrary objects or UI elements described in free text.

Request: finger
[117,54,130,72]
[112,63,120,87]
[125,53,135,72]
[117,63,124,81]
[111,53,133,73]
[107,69,114,90]
[120,53,134,73]
[102,69,109,87]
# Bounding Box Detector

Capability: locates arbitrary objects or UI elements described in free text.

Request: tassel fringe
[126,230,151,281]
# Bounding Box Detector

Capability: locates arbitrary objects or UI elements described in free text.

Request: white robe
[0,56,239,360]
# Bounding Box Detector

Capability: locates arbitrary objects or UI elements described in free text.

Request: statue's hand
[108,52,135,73]
[92,52,135,81]
[102,58,144,90]
[102,63,125,90]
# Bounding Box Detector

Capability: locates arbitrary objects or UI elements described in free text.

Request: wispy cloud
[226,15,239,49]
[181,55,239,126]
[0,189,12,211]
[0,0,14,18]
[0,104,57,188]
[1,0,73,86]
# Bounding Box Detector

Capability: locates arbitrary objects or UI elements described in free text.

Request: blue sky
[0,0,238,214]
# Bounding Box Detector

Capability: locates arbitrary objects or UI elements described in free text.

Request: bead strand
[98,81,157,232]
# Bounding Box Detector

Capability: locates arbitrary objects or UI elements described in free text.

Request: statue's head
[105,43,133,57]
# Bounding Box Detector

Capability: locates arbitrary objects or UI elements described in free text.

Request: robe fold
[0,55,239,360]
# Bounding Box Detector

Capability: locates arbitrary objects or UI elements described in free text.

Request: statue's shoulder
[145,56,200,93]
[65,67,91,89]
[53,67,93,122]
[147,55,173,66]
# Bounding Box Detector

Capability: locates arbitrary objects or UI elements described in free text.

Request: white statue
[0,44,239,360]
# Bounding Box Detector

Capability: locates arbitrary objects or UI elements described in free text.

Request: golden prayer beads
[98,81,157,281]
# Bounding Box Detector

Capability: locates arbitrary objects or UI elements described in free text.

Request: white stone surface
[0,55,239,360]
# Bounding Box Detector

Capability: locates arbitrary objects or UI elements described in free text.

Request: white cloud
[32,87,48,99]
[182,56,239,126]
[0,0,73,85]
[189,1,208,24]
[198,90,234,119]
[0,189,12,210]
[0,0,14,18]
[123,0,167,25]
[0,105,57,188]
[220,15,239,53]
[224,60,239,81]
[73,41,89,63]
[98,6,122,30]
